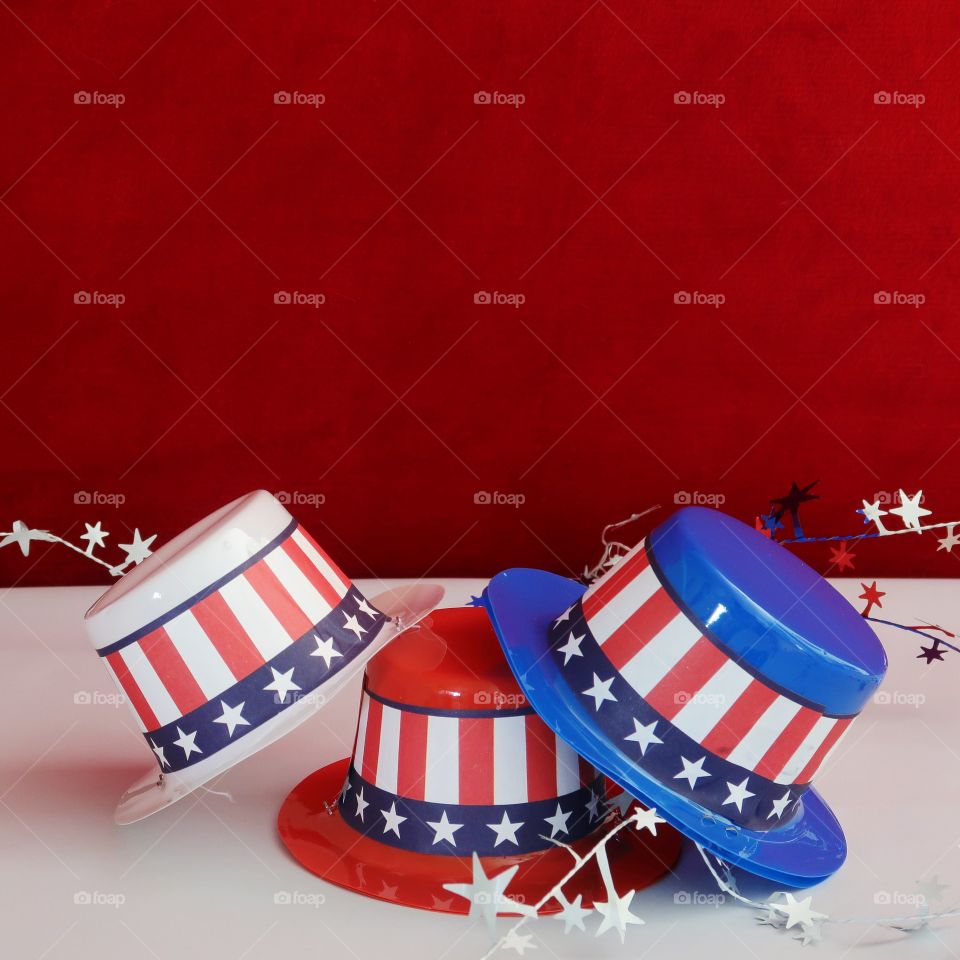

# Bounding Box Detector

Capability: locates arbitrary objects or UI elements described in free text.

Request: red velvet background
[2,1,960,586]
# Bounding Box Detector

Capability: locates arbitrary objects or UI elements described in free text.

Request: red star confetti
[858,582,885,617]
[828,542,856,572]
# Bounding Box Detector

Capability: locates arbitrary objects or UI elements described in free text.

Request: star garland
[445,800,664,955]
[0,519,157,576]
[699,844,960,944]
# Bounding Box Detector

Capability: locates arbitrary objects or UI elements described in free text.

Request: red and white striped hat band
[549,539,858,830]
[338,688,607,856]
[95,517,387,774]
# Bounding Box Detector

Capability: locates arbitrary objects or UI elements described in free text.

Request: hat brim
[114,583,445,825]
[482,568,847,889]
[277,758,681,914]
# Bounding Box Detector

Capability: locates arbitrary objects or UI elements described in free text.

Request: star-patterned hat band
[553,538,860,831]
[338,688,606,856]
[93,515,387,774]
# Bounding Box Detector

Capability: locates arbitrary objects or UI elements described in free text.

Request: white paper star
[938,525,960,553]
[544,803,572,838]
[80,521,109,552]
[501,928,536,955]
[356,597,379,618]
[354,787,369,821]
[756,905,786,928]
[172,726,202,759]
[150,739,170,768]
[554,893,592,933]
[795,922,823,946]
[0,521,49,557]
[773,892,827,929]
[917,875,949,905]
[213,700,250,737]
[860,498,888,531]
[487,810,524,846]
[631,805,665,835]
[674,755,710,788]
[443,853,532,937]
[426,809,463,845]
[889,490,931,532]
[263,666,301,702]
[343,612,366,640]
[310,634,343,668]
[582,673,617,711]
[768,790,792,820]
[722,777,755,813]
[556,631,584,665]
[585,790,602,820]
[381,801,407,837]
[118,528,156,565]
[624,717,662,755]
[594,889,644,941]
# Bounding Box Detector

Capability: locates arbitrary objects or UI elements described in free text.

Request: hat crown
[645,507,886,715]
[363,607,528,712]
[341,608,606,857]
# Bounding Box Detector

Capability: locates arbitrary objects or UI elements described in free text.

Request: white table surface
[3,578,959,959]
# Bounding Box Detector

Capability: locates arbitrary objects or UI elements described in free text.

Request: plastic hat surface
[84,490,443,823]
[277,606,681,914]
[483,507,887,888]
